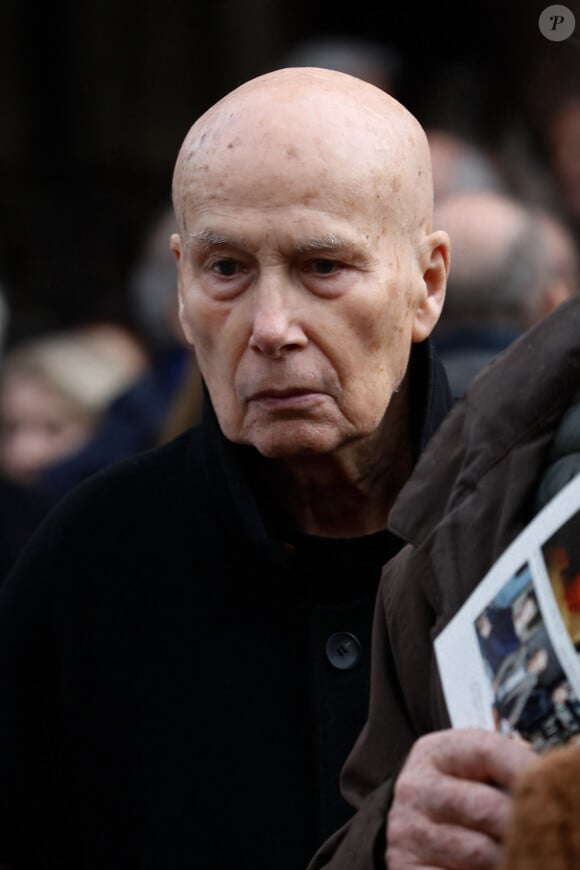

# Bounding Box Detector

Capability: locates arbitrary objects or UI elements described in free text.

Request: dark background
[1,0,578,344]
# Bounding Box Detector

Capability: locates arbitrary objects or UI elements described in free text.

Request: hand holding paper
[386,728,537,870]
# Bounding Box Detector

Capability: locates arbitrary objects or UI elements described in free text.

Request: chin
[253,441,322,460]
[246,423,340,459]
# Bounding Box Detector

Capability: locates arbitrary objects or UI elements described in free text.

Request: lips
[248,387,325,409]
[250,388,315,400]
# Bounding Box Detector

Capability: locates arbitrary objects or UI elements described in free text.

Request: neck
[272,380,413,538]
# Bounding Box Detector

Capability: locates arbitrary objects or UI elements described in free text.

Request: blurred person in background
[0,283,54,580]
[0,324,146,579]
[0,327,147,490]
[426,127,507,205]
[127,203,203,445]
[280,33,401,95]
[36,205,195,500]
[127,203,190,382]
[418,59,559,212]
[432,190,579,397]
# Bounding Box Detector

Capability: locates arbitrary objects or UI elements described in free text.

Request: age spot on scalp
[391,176,402,193]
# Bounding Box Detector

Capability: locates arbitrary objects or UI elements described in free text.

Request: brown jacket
[309,294,580,869]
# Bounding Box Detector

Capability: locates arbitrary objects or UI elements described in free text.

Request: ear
[412,230,450,343]
[170,232,181,263]
[170,232,195,347]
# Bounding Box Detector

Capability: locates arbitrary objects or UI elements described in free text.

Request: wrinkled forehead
[173,71,433,235]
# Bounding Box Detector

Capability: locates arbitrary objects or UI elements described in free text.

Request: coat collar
[389,296,580,548]
[387,296,580,630]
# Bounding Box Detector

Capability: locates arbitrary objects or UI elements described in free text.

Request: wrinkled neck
[272,379,412,538]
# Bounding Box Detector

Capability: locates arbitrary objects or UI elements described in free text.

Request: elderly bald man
[0,67,526,870]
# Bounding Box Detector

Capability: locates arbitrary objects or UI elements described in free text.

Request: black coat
[0,475,52,581]
[0,340,451,870]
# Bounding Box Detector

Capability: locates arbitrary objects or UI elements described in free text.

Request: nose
[248,280,307,358]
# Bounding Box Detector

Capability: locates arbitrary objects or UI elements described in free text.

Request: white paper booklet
[434,473,580,751]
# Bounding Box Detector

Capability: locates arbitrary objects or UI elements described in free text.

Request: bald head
[167,66,450,468]
[172,67,435,243]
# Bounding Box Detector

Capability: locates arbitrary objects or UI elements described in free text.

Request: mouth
[248,388,324,409]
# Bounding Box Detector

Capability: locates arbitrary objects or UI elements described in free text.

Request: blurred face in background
[0,371,96,485]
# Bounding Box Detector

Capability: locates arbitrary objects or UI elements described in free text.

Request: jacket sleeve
[306,779,393,870]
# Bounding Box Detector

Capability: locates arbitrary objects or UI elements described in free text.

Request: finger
[421,774,515,841]
[416,728,537,790]
[395,760,514,841]
[388,808,503,870]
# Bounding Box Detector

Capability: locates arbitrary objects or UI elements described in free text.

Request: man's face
[172,83,441,459]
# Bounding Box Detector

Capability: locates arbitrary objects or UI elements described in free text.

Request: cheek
[180,295,249,432]
[180,290,238,374]
[335,291,415,423]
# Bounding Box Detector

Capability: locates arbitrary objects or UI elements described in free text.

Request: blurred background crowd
[0,0,579,574]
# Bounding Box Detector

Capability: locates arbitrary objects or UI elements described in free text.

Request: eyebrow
[186,229,230,249]
[294,234,350,255]
[186,229,360,257]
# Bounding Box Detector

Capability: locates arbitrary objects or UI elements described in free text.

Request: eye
[211,258,242,277]
[307,258,341,275]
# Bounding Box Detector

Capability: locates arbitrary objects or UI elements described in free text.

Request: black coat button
[325,632,361,670]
